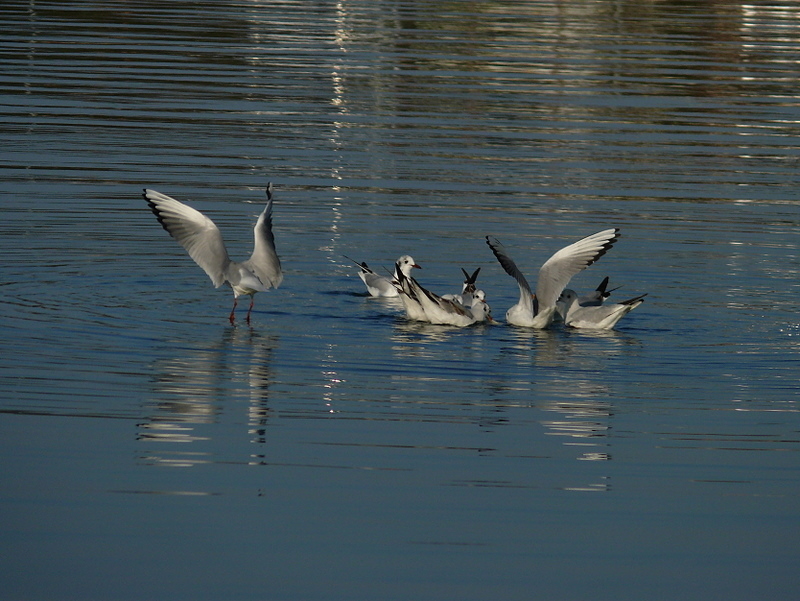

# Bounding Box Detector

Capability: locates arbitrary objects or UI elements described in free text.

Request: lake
[1,1,799,600]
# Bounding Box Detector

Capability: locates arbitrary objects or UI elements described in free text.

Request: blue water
[1,1,799,600]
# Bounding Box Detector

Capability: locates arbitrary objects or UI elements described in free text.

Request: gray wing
[577,276,609,306]
[486,236,534,313]
[144,189,231,287]
[361,271,395,294]
[416,279,471,317]
[244,183,283,289]
[342,255,373,275]
[536,228,620,309]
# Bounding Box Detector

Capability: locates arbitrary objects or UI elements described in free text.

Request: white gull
[395,265,493,327]
[485,228,620,329]
[143,184,282,323]
[557,280,646,329]
[343,256,399,298]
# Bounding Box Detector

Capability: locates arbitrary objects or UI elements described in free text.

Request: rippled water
[2,1,799,600]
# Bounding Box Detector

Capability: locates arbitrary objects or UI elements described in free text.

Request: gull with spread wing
[485,229,620,329]
[143,184,282,323]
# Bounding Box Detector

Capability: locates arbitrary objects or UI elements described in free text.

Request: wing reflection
[540,398,613,462]
[138,327,278,465]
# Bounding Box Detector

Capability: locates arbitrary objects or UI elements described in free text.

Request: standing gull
[143,184,283,323]
[485,229,620,329]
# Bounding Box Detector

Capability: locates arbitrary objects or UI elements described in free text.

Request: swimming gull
[485,228,620,328]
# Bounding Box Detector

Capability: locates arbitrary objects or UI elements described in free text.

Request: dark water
[2,1,799,600]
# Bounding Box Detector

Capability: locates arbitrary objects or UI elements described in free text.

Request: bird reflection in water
[492,328,645,492]
[138,327,277,467]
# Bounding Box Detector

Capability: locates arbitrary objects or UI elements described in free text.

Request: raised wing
[536,228,620,309]
[343,255,372,274]
[144,189,231,287]
[486,235,534,315]
[461,267,481,294]
[244,183,283,289]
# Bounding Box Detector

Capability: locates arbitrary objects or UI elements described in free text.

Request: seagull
[575,276,619,307]
[485,228,620,328]
[343,256,399,297]
[392,256,427,321]
[442,267,481,307]
[396,267,493,326]
[555,276,620,320]
[143,184,283,324]
[467,290,494,321]
[558,286,646,329]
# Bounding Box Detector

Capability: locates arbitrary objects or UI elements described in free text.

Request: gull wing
[461,267,481,294]
[144,189,231,288]
[577,276,610,306]
[394,264,428,321]
[486,236,534,314]
[244,183,283,289]
[343,255,394,295]
[536,228,620,309]
[417,280,471,317]
[343,255,372,274]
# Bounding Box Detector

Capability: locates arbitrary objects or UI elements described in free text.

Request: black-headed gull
[558,285,646,329]
[485,228,620,328]
[144,184,282,323]
[396,267,493,326]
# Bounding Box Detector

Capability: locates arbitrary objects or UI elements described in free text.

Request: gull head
[395,255,421,277]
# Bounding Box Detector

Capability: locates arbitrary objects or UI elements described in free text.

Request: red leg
[246,296,255,323]
[229,297,238,324]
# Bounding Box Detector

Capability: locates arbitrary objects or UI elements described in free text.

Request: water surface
[1,1,799,600]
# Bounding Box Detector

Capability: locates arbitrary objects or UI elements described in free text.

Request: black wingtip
[622,292,648,304]
[342,254,369,271]
[143,193,172,237]
[586,229,622,268]
[266,182,273,201]
[461,267,481,288]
